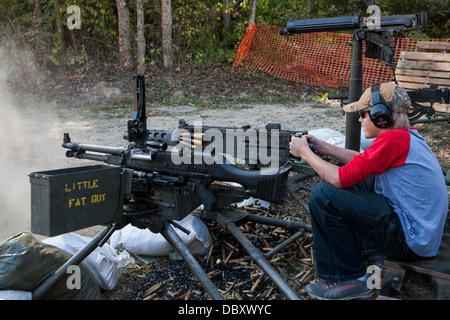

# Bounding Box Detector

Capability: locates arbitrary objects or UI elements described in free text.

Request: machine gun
[329,86,450,123]
[406,86,450,123]
[30,75,312,300]
[280,8,427,151]
[280,11,427,67]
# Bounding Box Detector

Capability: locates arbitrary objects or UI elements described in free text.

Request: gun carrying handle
[129,75,148,145]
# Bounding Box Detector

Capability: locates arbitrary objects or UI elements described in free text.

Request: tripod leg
[247,212,312,233]
[160,220,224,300]
[32,225,114,300]
[225,221,302,300]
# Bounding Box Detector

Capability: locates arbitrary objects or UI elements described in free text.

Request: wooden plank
[395,68,450,79]
[434,103,450,114]
[399,51,450,62]
[396,59,450,72]
[396,74,450,87]
[396,47,449,115]
[416,41,450,52]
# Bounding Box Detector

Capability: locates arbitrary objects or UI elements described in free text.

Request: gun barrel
[280,12,427,35]
[62,141,127,156]
[280,15,360,35]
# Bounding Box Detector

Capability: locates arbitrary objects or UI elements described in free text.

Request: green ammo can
[29,165,123,237]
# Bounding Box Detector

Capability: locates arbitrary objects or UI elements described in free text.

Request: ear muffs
[370,84,392,129]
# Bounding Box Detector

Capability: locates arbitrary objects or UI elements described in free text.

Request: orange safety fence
[233,24,450,89]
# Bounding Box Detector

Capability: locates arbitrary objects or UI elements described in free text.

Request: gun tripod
[32,203,311,300]
[145,206,312,300]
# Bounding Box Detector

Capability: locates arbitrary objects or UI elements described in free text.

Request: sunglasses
[359,109,371,118]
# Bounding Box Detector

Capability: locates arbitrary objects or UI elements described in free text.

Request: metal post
[160,220,224,300]
[345,34,363,151]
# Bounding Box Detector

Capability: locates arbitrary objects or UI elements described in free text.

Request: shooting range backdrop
[233,24,450,89]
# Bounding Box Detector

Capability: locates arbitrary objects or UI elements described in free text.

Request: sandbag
[110,215,213,256]
[309,127,375,152]
[0,233,101,300]
[309,128,345,149]
[43,232,134,291]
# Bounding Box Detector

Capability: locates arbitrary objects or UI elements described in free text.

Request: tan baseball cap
[343,82,411,113]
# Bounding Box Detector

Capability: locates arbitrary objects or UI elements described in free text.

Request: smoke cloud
[0,47,70,242]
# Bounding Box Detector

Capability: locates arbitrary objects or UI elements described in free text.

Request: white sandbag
[43,233,134,291]
[0,290,32,300]
[309,128,345,148]
[109,215,213,257]
[234,196,270,209]
[309,128,375,152]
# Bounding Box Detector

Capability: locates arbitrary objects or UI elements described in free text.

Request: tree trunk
[223,0,231,34]
[249,0,257,25]
[34,0,42,17]
[116,0,132,70]
[161,0,173,69]
[53,0,65,49]
[136,0,146,74]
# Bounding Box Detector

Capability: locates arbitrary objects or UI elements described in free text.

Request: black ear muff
[370,84,392,129]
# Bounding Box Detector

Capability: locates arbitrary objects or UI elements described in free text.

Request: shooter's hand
[289,135,312,158]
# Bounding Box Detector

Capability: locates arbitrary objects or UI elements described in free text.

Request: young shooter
[290,82,448,300]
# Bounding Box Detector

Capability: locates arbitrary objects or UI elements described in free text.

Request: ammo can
[29,165,123,236]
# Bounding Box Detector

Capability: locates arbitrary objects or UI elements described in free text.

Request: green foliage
[0,0,448,70]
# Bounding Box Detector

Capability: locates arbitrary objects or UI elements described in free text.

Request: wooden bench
[395,41,450,116]
[380,233,450,300]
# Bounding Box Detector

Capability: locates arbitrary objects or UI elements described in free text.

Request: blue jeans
[309,177,420,282]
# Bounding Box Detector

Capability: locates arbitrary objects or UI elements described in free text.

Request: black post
[345,35,363,151]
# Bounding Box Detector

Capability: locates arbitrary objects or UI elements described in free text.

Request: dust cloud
[0,49,73,242]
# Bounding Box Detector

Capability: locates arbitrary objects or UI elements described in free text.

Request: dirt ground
[0,62,448,300]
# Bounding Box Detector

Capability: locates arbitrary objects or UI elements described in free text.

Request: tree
[116,0,132,70]
[249,0,257,25]
[161,0,173,69]
[53,0,65,49]
[136,0,146,74]
[223,0,231,33]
